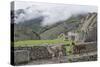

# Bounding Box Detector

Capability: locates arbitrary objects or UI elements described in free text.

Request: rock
[14,50,30,65]
[80,13,97,42]
[30,46,52,60]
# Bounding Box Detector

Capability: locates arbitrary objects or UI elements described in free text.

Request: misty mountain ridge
[13,11,97,41]
[14,5,96,26]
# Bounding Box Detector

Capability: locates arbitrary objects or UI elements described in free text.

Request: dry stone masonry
[13,42,97,65]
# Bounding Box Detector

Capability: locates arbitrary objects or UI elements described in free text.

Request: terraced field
[13,39,73,47]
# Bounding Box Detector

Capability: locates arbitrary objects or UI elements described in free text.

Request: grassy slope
[40,24,66,40]
[40,17,80,40]
[14,39,73,47]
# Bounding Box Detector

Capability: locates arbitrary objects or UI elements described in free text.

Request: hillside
[40,12,97,42]
[40,14,86,40]
[78,13,97,42]
[13,11,97,42]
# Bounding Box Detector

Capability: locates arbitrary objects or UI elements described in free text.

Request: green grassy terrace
[13,39,73,47]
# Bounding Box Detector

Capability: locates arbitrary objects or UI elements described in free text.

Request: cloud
[14,1,97,26]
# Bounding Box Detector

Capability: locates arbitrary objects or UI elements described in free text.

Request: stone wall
[13,42,97,65]
[30,46,52,60]
[14,44,66,65]
[14,50,30,65]
[70,54,97,62]
[73,42,97,54]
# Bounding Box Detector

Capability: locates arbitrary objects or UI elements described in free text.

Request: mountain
[13,10,97,42]
[14,23,40,41]
[14,16,44,41]
[13,9,44,41]
[78,13,97,42]
[40,14,85,40]
[39,12,97,41]
[17,16,44,33]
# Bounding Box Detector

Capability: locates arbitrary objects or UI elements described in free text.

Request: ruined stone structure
[13,41,97,65]
[73,42,97,54]
[14,50,30,65]
[14,44,66,65]
[67,32,80,42]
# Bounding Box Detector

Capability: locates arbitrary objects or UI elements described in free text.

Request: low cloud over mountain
[14,1,97,26]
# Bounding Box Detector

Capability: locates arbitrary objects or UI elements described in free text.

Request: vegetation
[13,12,97,47]
[14,39,73,47]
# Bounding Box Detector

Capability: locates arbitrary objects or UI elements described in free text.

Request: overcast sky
[14,1,97,26]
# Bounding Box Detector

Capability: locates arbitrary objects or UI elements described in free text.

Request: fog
[14,1,97,26]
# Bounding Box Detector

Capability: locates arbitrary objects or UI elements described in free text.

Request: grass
[13,39,73,47]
